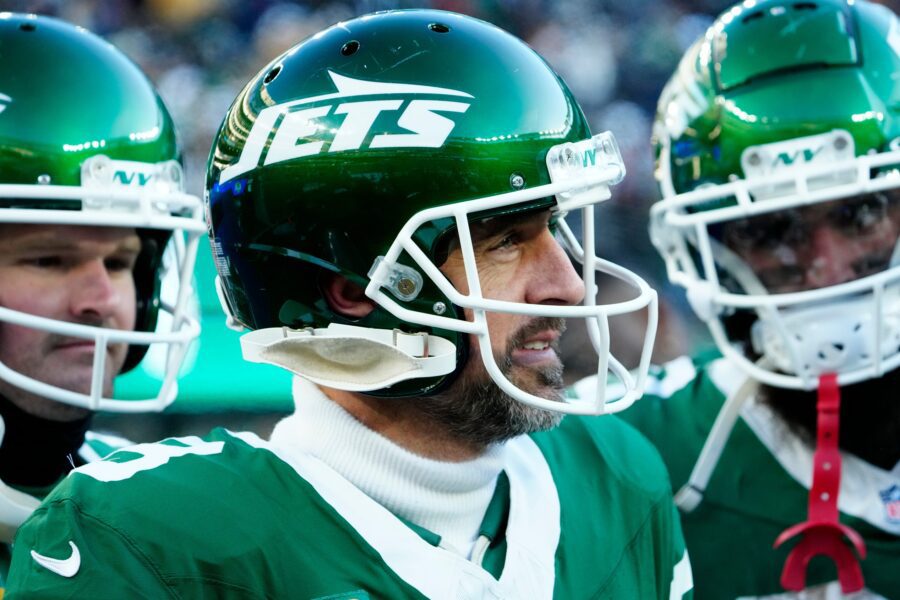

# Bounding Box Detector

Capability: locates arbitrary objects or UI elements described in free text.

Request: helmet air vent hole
[341,40,360,56]
[853,322,862,331]
[19,22,36,32]
[833,343,844,352]
[263,65,282,85]
[742,10,765,24]
[793,3,818,11]
[428,23,450,33]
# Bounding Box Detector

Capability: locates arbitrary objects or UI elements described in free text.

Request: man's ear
[322,274,376,318]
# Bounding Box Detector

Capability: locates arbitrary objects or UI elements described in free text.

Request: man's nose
[803,224,858,288]
[525,230,585,306]
[69,259,121,321]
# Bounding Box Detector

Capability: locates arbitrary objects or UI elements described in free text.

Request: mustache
[507,317,567,349]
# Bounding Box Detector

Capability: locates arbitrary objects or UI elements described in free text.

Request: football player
[0,13,203,592]
[7,10,692,599]
[572,0,900,597]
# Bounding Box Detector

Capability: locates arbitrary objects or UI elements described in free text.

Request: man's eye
[105,256,136,272]
[723,213,805,252]
[723,219,780,251]
[491,234,518,250]
[26,256,62,268]
[824,193,890,236]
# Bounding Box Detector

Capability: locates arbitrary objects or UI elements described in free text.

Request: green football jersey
[0,430,131,596]
[6,418,692,599]
[571,352,900,599]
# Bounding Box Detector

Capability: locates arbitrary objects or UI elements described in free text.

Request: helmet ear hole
[322,274,375,319]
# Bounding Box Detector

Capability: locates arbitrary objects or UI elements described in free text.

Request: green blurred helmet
[650,0,900,390]
[207,9,658,415]
[0,14,205,411]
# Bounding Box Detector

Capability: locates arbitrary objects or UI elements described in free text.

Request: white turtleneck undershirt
[269,377,506,559]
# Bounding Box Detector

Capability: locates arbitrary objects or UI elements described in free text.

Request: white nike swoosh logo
[31,541,81,577]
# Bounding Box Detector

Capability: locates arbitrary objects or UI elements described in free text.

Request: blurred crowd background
[4,0,899,439]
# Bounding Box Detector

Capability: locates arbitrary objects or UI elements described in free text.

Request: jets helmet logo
[220,71,473,183]
[771,146,826,168]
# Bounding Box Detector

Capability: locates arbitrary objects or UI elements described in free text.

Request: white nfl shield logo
[879,484,900,523]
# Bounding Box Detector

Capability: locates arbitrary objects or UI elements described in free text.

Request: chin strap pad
[239,323,457,391]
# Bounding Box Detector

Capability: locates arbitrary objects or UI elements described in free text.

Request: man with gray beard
[8,10,692,599]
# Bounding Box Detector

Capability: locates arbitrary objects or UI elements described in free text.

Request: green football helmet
[207,9,658,415]
[651,0,900,390]
[0,13,205,411]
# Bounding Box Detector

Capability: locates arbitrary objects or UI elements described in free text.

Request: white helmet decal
[220,71,474,183]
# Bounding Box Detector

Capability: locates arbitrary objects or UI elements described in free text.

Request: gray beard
[415,319,567,449]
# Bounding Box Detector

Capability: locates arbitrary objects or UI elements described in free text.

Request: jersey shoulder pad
[78,430,133,463]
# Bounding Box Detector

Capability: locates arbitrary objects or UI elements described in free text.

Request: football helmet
[650,0,900,390]
[0,14,204,412]
[207,9,658,415]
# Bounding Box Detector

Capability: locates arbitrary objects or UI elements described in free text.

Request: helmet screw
[747,151,761,166]
[165,162,182,184]
[36,174,51,185]
[834,136,848,151]
[397,277,417,297]
[90,155,111,180]
[509,173,525,189]
[433,302,447,315]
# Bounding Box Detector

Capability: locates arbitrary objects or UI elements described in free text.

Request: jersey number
[74,436,225,482]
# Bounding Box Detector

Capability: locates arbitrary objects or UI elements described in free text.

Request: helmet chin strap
[0,415,41,543]
[674,373,758,512]
[774,373,867,593]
